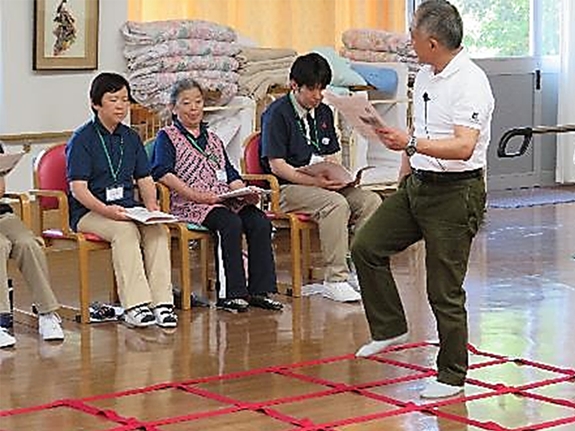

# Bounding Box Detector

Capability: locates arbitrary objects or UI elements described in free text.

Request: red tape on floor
[1,342,575,431]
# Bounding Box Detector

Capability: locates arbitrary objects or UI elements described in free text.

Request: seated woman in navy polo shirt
[151,78,282,313]
[66,72,177,328]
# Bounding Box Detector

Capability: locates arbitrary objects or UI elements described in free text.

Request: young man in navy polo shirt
[261,53,381,303]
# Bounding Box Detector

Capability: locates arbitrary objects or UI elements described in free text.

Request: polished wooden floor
[3,202,575,430]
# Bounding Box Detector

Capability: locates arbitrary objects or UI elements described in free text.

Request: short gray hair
[413,0,463,50]
[169,78,204,106]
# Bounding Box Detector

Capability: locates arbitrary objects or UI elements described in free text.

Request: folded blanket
[122,20,237,45]
[342,29,412,55]
[124,39,240,68]
[236,47,298,65]
[238,57,294,75]
[133,78,238,112]
[128,55,239,79]
[340,48,399,63]
[132,71,239,96]
[238,69,289,102]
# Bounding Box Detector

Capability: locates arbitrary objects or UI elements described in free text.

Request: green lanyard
[181,128,220,166]
[289,95,321,152]
[94,125,124,184]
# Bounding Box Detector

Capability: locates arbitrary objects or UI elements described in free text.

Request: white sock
[420,380,464,399]
[355,333,408,357]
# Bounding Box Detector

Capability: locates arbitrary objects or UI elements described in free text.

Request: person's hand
[315,176,347,190]
[146,202,160,212]
[105,205,129,221]
[196,191,221,205]
[375,126,409,151]
[240,190,260,205]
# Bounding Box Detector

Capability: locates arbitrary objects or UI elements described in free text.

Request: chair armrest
[29,189,73,235]
[156,183,171,213]
[2,192,32,228]
[242,174,281,212]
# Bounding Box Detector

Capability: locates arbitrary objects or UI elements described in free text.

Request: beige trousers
[77,211,173,310]
[0,213,59,314]
[279,185,381,282]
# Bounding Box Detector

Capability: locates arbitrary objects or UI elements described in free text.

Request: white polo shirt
[410,49,494,172]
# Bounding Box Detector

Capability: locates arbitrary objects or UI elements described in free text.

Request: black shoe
[249,294,283,311]
[216,298,249,313]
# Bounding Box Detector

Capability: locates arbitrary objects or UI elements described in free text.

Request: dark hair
[89,72,133,111]
[169,79,204,121]
[414,0,463,50]
[289,53,332,89]
[169,78,204,106]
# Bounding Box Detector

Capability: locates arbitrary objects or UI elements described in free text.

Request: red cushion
[36,144,68,210]
[264,211,312,222]
[43,229,108,243]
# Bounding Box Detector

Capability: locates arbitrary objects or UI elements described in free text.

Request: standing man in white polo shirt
[351,0,494,399]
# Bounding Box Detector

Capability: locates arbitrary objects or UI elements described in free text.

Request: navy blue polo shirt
[150,119,241,183]
[66,117,150,231]
[0,144,13,215]
[260,94,340,184]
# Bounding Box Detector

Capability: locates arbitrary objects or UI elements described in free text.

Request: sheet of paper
[0,152,25,177]
[124,207,178,224]
[323,92,386,142]
[218,186,270,200]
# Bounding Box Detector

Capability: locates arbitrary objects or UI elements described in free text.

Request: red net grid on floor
[1,342,575,431]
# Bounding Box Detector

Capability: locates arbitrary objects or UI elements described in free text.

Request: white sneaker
[347,272,360,291]
[420,379,464,399]
[122,305,156,328]
[323,281,361,302]
[153,305,178,328]
[0,327,15,348]
[355,333,409,357]
[38,312,64,341]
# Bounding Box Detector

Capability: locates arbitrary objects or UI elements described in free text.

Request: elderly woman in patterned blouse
[151,79,282,313]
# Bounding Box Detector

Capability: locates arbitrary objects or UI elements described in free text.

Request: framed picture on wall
[33,0,99,70]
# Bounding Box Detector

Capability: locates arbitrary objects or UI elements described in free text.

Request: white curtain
[556,0,575,183]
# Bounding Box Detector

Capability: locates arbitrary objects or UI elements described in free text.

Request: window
[411,0,560,58]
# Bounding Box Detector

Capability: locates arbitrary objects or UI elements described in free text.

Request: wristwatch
[405,136,418,157]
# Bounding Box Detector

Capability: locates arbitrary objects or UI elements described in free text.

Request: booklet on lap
[297,161,374,188]
[124,207,178,224]
[0,151,25,177]
[218,186,270,200]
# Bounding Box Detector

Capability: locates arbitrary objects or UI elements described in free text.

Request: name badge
[310,154,325,164]
[216,169,227,182]
[106,186,124,202]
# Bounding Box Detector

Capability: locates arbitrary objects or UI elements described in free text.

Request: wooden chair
[156,183,211,309]
[29,143,117,324]
[241,131,315,297]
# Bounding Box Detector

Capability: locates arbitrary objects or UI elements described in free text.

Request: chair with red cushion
[30,143,116,323]
[241,131,315,297]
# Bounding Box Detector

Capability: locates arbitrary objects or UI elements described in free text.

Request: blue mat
[488,187,575,208]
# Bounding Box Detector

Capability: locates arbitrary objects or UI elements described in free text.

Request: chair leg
[199,235,209,296]
[301,227,312,283]
[290,220,302,297]
[109,274,119,304]
[178,227,191,311]
[77,242,91,324]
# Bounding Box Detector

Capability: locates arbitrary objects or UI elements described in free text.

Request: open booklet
[0,151,25,177]
[297,161,375,189]
[124,207,178,225]
[218,186,271,200]
[323,92,386,142]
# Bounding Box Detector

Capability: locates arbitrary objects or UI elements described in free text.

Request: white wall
[0,0,128,191]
